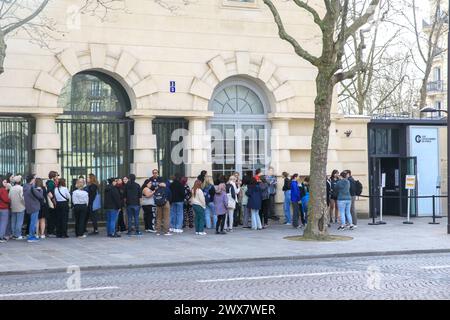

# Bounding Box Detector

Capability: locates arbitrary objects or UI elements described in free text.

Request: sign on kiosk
[404,175,416,224]
[405,175,416,190]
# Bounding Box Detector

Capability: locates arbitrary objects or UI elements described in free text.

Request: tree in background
[339,0,420,116]
[263,0,380,239]
[402,0,448,110]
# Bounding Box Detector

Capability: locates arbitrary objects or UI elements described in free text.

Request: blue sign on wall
[170,81,176,93]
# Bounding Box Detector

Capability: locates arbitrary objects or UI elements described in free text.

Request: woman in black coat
[104,178,121,238]
[86,173,100,235]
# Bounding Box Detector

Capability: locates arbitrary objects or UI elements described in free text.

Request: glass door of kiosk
[370,156,417,217]
[400,157,418,217]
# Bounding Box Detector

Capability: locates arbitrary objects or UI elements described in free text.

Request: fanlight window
[212,85,264,115]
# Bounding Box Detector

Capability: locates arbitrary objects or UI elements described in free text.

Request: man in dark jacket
[169,173,185,233]
[124,174,142,235]
[104,178,121,237]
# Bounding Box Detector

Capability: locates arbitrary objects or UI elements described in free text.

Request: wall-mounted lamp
[344,130,353,137]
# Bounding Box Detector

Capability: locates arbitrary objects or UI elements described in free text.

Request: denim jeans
[127,205,141,233]
[283,190,291,224]
[338,200,353,226]
[170,202,184,230]
[28,211,39,238]
[204,202,216,229]
[251,209,262,230]
[0,209,9,238]
[11,211,25,238]
[106,209,119,236]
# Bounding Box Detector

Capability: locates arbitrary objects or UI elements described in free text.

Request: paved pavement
[0,217,449,275]
[1,253,450,300]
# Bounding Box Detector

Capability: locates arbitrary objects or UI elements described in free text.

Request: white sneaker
[196,232,199,235]
[16,236,23,240]
[169,228,174,232]
[200,232,207,235]
[178,229,183,233]
[40,235,46,239]
[164,232,173,236]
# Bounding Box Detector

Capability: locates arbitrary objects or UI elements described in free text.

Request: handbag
[92,192,101,211]
[226,193,236,210]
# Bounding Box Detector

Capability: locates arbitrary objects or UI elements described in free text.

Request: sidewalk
[0,217,449,275]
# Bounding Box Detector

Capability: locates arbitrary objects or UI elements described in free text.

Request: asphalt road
[1,253,450,300]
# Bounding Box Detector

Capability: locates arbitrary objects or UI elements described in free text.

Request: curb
[2,248,450,276]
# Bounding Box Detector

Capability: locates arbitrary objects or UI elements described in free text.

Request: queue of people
[0,167,360,243]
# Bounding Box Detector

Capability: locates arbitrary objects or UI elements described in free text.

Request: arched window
[58,71,131,118]
[209,79,270,180]
[212,85,265,115]
[56,71,132,188]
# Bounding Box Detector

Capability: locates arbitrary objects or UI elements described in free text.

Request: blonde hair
[76,179,85,190]
[13,175,22,184]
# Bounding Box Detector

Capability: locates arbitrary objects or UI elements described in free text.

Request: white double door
[210,120,270,179]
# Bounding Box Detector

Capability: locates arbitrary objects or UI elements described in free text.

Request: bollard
[429,195,440,225]
[368,197,380,226]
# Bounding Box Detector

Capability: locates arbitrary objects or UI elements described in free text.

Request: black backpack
[154,188,168,207]
[354,180,363,196]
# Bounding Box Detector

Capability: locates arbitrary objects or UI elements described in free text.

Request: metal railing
[359,194,448,225]
[427,80,446,92]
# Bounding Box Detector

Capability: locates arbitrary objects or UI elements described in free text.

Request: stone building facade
[0,0,371,214]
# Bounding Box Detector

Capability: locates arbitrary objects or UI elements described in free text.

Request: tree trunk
[303,70,334,239]
[0,31,6,75]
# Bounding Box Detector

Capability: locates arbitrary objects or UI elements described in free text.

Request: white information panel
[408,126,440,216]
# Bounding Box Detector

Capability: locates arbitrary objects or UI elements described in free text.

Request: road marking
[420,265,450,270]
[197,271,359,283]
[0,286,119,298]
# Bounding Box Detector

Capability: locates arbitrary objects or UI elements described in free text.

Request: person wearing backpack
[346,170,360,227]
[154,182,172,236]
[23,174,45,242]
[202,177,216,229]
